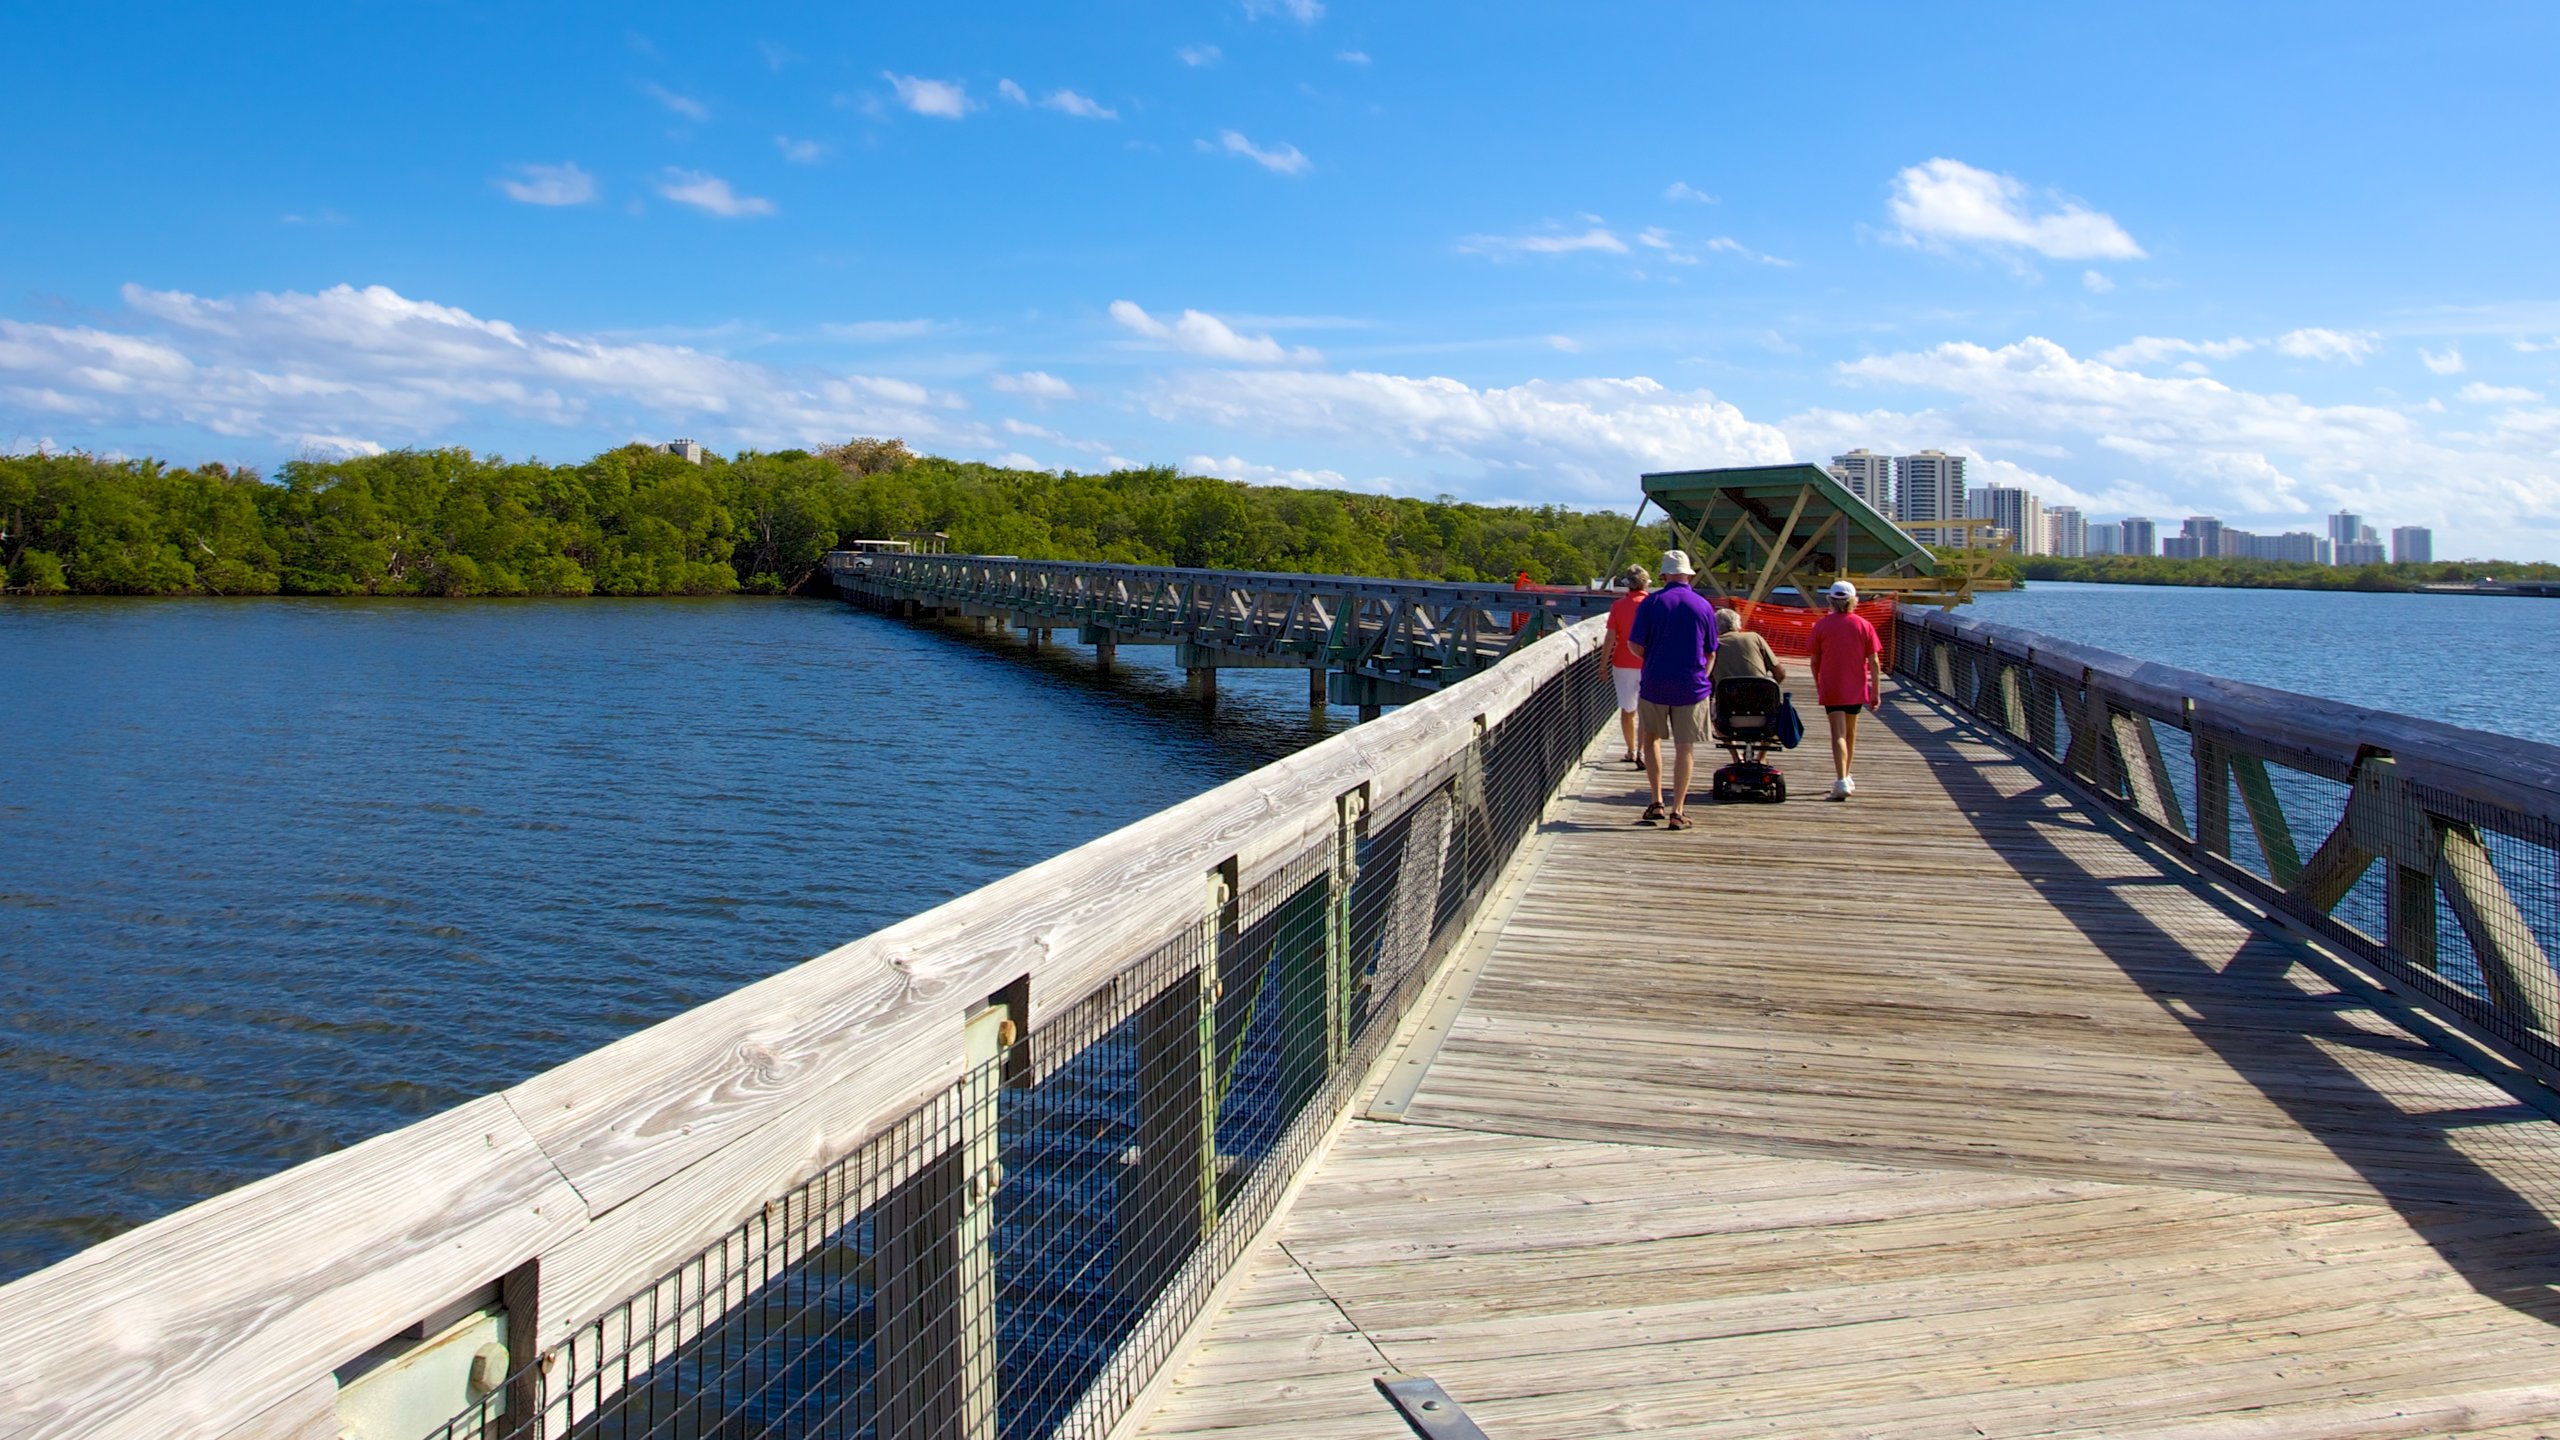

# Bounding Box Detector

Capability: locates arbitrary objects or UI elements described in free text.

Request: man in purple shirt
[1625,548,1719,830]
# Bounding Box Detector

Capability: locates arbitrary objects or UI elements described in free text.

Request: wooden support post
[1309,666,1328,707]
[1327,789,1366,1068]
[1358,702,1382,722]
[2294,825,2377,915]
[1187,667,1217,706]
[2231,754,2302,887]
[875,1148,961,1440]
[2437,820,2560,1032]
[1112,869,1223,1305]
[2111,711,2188,836]
[1095,637,1117,672]
[2196,737,2233,857]
[2391,864,2438,971]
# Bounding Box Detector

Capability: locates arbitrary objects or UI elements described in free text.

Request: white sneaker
[1840,774,1856,798]
[1827,778,1848,801]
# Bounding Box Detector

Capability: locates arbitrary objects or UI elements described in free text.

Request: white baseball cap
[1827,580,1859,602]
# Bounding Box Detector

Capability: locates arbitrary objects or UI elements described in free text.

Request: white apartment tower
[2046,506,2087,559]
[2119,517,2158,557]
[1828,449,1893,512]
[1895,450,1968,546]
[2392,526,2433,564]
[1973,486,2046,556]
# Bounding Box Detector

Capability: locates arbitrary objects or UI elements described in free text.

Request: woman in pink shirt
[1604,564,1650,767]
[1807,580,1884,800]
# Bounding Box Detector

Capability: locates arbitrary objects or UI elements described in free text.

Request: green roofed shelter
[1638,463,2009,608]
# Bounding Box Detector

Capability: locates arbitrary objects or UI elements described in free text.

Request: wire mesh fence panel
[1896,608,2560,1083]
[996,927,1212,1440]
[402,632,1617,1440]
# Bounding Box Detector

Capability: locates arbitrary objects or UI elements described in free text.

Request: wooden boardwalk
[1132,683,2560,1439]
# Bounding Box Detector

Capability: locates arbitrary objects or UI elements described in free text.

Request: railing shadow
[1879,691,2560,1327]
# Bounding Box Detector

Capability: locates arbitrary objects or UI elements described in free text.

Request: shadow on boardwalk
[1884,691,2560,1327]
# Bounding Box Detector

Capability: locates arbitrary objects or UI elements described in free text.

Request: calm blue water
[5,582,2555,1287]
[1972,582,2560,747]
[0,598,1350,1283]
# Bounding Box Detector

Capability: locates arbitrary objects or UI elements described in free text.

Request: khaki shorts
[1637,699,1707,747]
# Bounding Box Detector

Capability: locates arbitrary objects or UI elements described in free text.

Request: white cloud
[1042,89,1117,120]
[1145,369,1792,502]
[497,162,598,207]
[997,78,1029,106]
[1663,181,1716,204]
[991,370,1076,399]
[758,41,792,72]
[1177,44,1222,66]
[1546,335,1583,354]
[774,135,826,164]
[1110,301,1321,364]
[654,169,775,218]
[2274,327,2380,363]
[1336,50,1371,64]
[2419,346,2466,375]
[1831,335,2560,546]
[2460,382,2544,404]
[1243,0,1324,22]
[1700,235,1793,267]
[2097,336,2257,367]
[641,82,709,122]
[1885,157,2144,262]
[1212,130,1310,176]
[1188,453,1356,490]
[2082,269,2115,294]
[2515,337,2560,354]
[1458,226,1628,258]
[0,281,983,459]
[884,73,975,119]
[822,319,939,342]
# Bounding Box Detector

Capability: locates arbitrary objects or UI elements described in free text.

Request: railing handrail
[1902,606,2560,825]
[0,614,1612,1440]
[1896,602,2560,1100]
[828,550,1621,610]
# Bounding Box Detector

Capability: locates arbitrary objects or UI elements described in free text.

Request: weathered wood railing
[1897,607,2560,1083]
[826,552,1617,700]
[0,615,1615,1440]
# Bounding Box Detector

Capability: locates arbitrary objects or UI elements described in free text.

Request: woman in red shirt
[1807,580,1884,800]
[1604,564,1650,767]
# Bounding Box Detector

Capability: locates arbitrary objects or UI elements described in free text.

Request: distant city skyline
[1834,446,2441,562]
[2,4,2557,559]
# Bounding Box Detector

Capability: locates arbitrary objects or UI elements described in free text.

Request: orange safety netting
[1730,597,1899,668]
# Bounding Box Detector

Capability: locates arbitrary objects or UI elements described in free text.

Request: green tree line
[0,440,1668,597]
[2011,554,2560,592]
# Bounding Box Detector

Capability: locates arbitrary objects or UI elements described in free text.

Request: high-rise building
[2337,540,2388,565]
[2392,526,2433,564]
[2181,517,2224,559]
[2161,535,2203,560]
[2119,517,2158,557]
[1829,449,1892,511]
[1895,450,1968,547]
[2327,511,2366,561]
[2046,506,2087,559]
[1974,486,2045,556]
[2088,522,2122,556]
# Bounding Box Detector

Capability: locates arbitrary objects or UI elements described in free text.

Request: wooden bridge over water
[8,565,2560,1440]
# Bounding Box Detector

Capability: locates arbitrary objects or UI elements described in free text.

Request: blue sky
[5,2,2559,558]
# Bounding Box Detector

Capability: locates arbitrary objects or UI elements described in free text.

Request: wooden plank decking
[1132,682,2560,1439]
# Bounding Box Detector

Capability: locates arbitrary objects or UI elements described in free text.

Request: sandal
[1666,813,1694,831]
[1639,802,1665,824]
